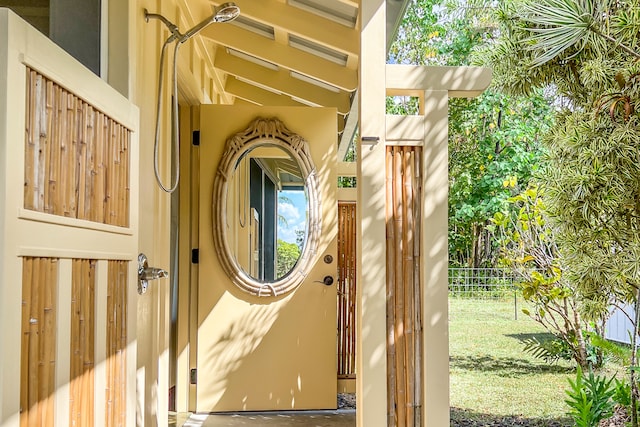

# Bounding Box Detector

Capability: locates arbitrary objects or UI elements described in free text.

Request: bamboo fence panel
[23,68,130,227]
[20,257,58,427]
[69,259,96,427]
[337,202,357,378]
[385,146,424,427]
[106,260,128,427]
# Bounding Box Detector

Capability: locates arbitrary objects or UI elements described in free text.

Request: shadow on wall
[198,268,337,412]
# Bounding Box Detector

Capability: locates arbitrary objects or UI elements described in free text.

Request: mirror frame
[212,117,321,297]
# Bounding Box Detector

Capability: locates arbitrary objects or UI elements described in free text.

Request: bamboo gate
[337,202,357,379]
[19,68,131,427]
[385,146,424,427]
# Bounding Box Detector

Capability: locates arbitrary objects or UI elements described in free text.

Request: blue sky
[277,190,307,244]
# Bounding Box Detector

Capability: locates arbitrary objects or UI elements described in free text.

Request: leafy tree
[478,0,640,422]
[491,186,600,368]
[448,91,553,267]
[390,0,554,267]
[276,239,300,278]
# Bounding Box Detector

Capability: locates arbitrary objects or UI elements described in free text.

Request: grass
[449,298,576,424]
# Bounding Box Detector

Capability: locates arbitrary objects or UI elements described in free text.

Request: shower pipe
[145,3,240,193]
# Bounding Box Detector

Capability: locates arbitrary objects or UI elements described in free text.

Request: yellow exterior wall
[358,0,389,426]
[196,105,338,412]
[130,1,233,424]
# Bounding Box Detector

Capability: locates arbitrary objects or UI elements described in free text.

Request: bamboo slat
[385,148,397,427]
[59,89,69,216]
[77,102,87,219]
[84,105,95,221]
[20,257,57,427]
[66,94,77,217]
[43,259,57,426]
[70,259,96,427]
[31,258,44,427]
[106,260,127,427]
[42,80,54,214]
[20,258,33,427]
[337,202,357,378]
[34,75,45,212]
[23,68,131,226]
[122,127,130,227]
[24,70,37,210]
[50,85,63,216]
[393,147,407,427]
[385,146,424,427]
[337,205,346,375]
[413,148,424,426]
[403,147,415,424]
[348,203,356,374]
[105,122,115,225]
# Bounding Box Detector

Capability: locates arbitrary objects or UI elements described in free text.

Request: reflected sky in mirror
[228,144,308,282]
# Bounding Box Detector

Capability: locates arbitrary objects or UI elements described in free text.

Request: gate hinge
[190,368,197,385]
[191,249,199,264]
[192,130,200,146]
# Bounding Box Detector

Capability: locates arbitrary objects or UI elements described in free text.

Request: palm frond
[519,0,600,65]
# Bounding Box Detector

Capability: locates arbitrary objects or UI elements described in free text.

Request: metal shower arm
[144,9,183,42]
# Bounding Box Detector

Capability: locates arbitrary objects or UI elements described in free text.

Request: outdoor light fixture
[361,136,380,150]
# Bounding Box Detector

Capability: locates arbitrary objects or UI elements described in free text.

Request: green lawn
[449,298,576,424]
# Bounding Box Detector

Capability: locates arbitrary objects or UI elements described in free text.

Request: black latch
[190,368,197,384]
[191,248,199,264]
[192,130,200,146]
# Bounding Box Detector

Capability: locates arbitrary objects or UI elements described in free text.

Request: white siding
[605,303,635,345]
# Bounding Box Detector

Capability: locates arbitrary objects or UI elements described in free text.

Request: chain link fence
[449,267,518,302]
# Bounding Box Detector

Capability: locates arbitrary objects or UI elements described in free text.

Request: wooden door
[195,106,338,412]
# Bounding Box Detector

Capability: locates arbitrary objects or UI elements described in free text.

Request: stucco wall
[131,0,236,423]
[196,105,338,412]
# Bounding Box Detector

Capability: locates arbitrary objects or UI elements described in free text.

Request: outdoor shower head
[181,3,240,41]
[145,2,241,193]
[213,3,241,23]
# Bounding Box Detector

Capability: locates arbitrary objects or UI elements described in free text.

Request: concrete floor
[171,410,356,427]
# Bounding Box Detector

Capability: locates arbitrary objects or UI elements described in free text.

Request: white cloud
[277,191,308,244]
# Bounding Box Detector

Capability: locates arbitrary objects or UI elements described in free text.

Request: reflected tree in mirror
[228,145,308,281]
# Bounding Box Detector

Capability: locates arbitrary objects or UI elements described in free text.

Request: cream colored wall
[196,105,338,412]
[358,0,388,426]
[133,3,171,426]
[129,0,234,424]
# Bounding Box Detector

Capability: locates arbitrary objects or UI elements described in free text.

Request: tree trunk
[573,311,589,369]
[630,289,640,427]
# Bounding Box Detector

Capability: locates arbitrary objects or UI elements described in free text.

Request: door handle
[137,253,168,294]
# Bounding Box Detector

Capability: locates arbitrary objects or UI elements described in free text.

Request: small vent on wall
[230,15,275,39]
[288,0,357,28]
[289,34,348,66]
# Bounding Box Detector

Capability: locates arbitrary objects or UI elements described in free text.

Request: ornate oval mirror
[212,117,320,297]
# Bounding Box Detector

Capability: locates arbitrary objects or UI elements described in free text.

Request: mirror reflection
[226,145,308,282]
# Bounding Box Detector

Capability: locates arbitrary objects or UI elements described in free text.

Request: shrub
[565,367,615,427]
